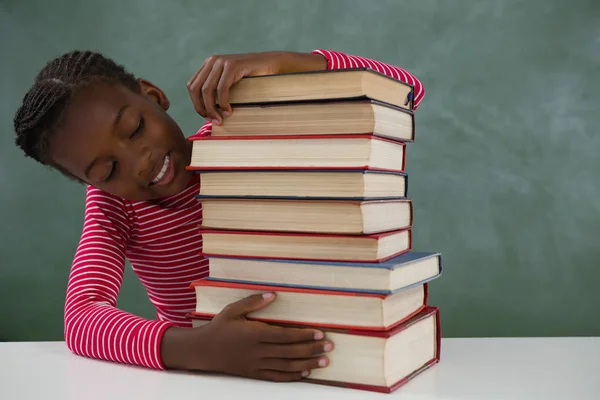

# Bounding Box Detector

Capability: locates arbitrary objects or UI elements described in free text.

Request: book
[204,252,442,294]
[211,100,415,142]
[199,228,412,262]
[194,169,408,200]
[226,68,415,111]
[187,135,406,171]
[198,198,413,235]
[188,307,440,393]
[189,279,429,331]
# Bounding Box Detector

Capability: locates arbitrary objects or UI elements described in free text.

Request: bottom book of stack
[188,306,440,393]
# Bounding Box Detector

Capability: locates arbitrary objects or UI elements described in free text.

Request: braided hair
[13,50,139,179]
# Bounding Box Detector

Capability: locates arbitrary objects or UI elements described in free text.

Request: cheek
[145,113,176,145]
[155,110,185,142]
[48,137,94,181]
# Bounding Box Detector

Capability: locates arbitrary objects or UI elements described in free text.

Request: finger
[187,56,218,118]
[218,293,276,319]
[187,55,213,88]
[216,61,240,116]
[254,369,309,382]
[263,340,333,359]
[260,356,329,373]
[201,62,224,124]
[259,324,325,344]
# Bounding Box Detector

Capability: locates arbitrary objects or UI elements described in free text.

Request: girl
[13,48,425,381]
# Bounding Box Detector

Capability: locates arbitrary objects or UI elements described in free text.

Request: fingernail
[314,331,324,340]
[323,342,333,352]
[223,111,231,117]
[301,370,309,377]
[318,358,328,368]
[211,119,220,126]
[262,292,274,299]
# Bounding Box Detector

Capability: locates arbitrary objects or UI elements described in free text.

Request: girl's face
[49,79,194,201]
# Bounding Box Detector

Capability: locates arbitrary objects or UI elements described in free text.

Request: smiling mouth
[149,153,174,186]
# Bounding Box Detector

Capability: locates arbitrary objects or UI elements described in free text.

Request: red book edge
[186,307,441,393]
[188,283,427,332]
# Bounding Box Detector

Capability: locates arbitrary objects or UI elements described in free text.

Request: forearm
[65,296,176,369]
[272,51,328,74]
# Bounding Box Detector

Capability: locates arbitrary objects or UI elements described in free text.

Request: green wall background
[1,0,599,341]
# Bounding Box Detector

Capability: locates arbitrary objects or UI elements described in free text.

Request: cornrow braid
[13,50,139,179]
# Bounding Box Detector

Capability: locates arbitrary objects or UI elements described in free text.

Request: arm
[187,48,425,126]
[66,186,333,379]
[311,49,425,109]
[64,186,175,369]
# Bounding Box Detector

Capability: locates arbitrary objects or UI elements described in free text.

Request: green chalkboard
[1,0,599,341]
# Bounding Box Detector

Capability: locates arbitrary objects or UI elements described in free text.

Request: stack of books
[186,68,443,394]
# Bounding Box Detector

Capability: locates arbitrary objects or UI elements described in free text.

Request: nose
[136,147,153,181]
[116,139,153,183]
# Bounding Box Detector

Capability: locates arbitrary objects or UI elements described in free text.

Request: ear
[137,78,170,110]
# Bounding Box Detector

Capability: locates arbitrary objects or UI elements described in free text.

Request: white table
[1,338,598,399]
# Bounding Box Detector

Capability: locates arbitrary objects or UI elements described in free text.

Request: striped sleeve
[193,121,212,137]
[311,49,426,110]
[63,185,176,369]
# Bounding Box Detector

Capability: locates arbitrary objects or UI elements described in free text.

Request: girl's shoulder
[84,184,129,213]
[85,184,125,202]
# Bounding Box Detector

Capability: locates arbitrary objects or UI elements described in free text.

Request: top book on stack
[225,67,415,111]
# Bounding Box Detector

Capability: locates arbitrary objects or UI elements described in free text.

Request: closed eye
[104,113,142,182]
[104,161,117,182]
[130,113,144,139]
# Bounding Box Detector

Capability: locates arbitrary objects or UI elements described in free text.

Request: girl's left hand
[187,51,326,125]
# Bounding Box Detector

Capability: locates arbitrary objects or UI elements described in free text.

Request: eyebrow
[84,104,129,179]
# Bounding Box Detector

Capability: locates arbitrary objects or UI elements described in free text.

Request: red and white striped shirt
[63,49,425,370]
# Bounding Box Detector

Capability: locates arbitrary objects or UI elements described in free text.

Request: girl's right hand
[161,293,333,382]
[186,51,327,126]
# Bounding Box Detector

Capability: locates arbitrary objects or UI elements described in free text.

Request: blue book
[205,251,442,295]
[194,169,408,200]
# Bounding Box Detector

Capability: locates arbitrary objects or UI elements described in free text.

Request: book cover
[186,134,407,172]
[305,307,441,394]
[225,67,415,110]
[198,228,412,263]
[189,279,429,331]
[188,133,406,143]
[187,307,441,393]
[193,169,408,200]
[209,98,416,142]
[204,252,442,294]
